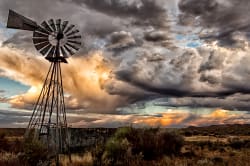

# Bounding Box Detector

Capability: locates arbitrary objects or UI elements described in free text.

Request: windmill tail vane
[6,9,82,163]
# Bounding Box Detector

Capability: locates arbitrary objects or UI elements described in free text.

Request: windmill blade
[56,19,61,32]
[33,38,49,45]
[67,40,81,45]
[48,19,56,32]
[33,31,48,38]
[61,21,69,32]
[7,9,38,31]
[66,43,79,51]
[67,35,81,39]
[66,30,79,37]
[63,45,74,55]
[41,21,53,32]
[34,42,50,51]
[36,26,50,35]
[47,46,56,58]
[55,46,61,58]
[60,46,68,58]
[64,24,75,34]
[40,44,52,56]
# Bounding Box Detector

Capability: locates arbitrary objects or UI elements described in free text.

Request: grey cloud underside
[0,109,30,127]
[104,41,250,111]
[0,109,30,116]
[155,94,250,111]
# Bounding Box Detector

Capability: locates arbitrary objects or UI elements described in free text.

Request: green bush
[101,127,184,163]
[103,137,131,165]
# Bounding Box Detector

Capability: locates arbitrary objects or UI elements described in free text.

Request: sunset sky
[0,0,250,128]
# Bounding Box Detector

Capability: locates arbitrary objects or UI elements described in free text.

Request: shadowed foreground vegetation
[0,124,250,165]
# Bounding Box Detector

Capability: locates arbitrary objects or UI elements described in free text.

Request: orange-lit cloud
[209,109,228,118]
[188,109,248,126]
[133,112,190,127]
[128,109,250,128]
[0,46,127,112]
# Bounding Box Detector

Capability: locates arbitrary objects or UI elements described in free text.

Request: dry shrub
[124,128,184,160]
[98,127,184,165]
[228,137,245,149]
[20,132,49,166]
[0,131,6,139]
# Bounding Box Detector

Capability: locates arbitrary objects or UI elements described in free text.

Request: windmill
[6,9,81,163]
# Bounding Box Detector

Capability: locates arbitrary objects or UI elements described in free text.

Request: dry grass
[0,145,249,166]
[59,152,93,166]
[185,135,250,143]
[0,152,22,166]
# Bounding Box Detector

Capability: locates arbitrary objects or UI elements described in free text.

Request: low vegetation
[0,124,249,166]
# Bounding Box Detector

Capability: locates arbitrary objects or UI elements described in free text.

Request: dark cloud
[199,74,220,85]
[178,0,250,47]
[198,51,224,72]
[106,42,250,112]
[2,31,35,52]
[179,0,217,16]
[1,0,250,127]
[0,0,125,52]
[156,93,250,111]
[0,0,173,54]
[106,31,136,51]
[113,48,198,97]
[144,30,169,42]
[80,0,168,27]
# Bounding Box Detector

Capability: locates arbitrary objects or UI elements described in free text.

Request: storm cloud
[0,0,250,127]
[178,0,250,47]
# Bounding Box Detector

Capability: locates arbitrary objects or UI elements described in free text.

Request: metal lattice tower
[6,9,81,162]
[27,61,68,154]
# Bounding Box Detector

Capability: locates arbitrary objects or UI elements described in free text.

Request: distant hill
[1,124,250,137]
[180,124,250,136]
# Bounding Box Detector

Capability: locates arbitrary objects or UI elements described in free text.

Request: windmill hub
[56,32,64,40]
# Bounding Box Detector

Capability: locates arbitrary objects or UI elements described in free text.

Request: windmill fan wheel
[33,19,81,62]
